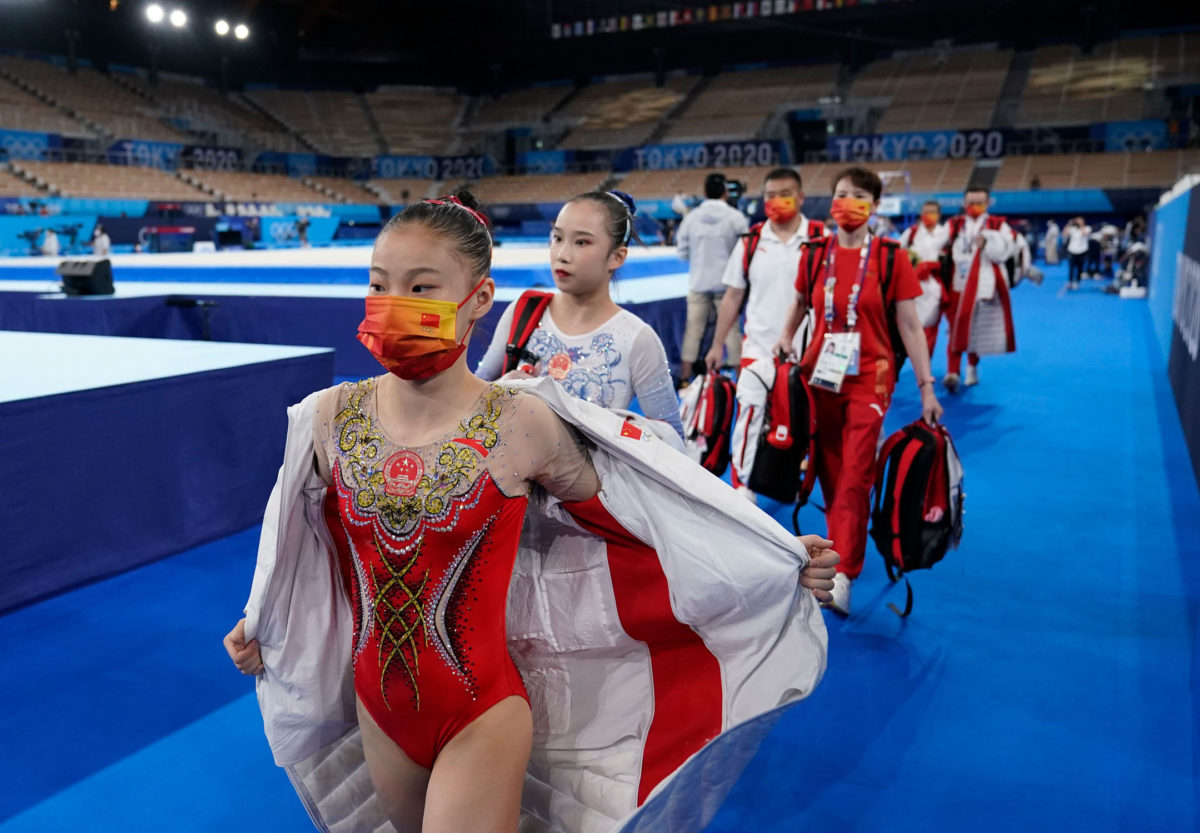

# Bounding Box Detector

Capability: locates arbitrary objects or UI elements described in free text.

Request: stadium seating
[368,179,442,204]
[0,56,188,142]
[367,87,463,155]
[619,166,777,200]
[244,89,380,157]
[466,173,609,205]
[180,170,325,202]
[853,49,1012,132]
[471,85,574,127]
[0,75,94,138]
[1014,37,1195,128]
[304,176,383,204]
[0,165,45,197]
[665,64,839,142]
[10,160,208,200]
[559,76,698,150]
[120,75,306,154]
[995,151,1200,190]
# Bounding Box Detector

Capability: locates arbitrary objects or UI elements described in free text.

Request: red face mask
[357,277,487,380]
[965,203,986,219]
[830,197,873,232]
[764,196,798,224]
[921,210,940,228]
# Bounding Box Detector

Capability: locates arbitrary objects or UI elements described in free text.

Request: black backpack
[741,358,818,528]
[869,420,965,617]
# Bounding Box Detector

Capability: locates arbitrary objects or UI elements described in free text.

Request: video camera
[725,179,746,209]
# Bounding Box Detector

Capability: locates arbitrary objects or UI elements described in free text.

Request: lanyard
[822,235,872,333]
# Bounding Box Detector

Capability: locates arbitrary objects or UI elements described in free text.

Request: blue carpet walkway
[1,263,1196,832]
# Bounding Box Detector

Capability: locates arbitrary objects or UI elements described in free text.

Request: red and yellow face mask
[830,197,873,232]
[357,278,486,380]
[921,209,940,228]
[965,202,987,218]
[764,196,798,224]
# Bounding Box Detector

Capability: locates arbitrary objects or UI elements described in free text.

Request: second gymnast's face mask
[830,197,873,232]
[357,277,487,380]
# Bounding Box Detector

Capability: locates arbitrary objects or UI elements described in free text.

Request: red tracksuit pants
[944,289,979,375]
[812,382,890,580]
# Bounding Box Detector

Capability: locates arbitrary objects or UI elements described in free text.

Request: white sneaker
[823,572,851,616]
[942,372,960,393]
[965,366,979,387]
[735,485,757,505]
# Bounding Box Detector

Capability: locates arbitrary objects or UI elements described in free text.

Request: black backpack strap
[502,290,554,374]
[802,236,830,301]
[877,239,908,378]
[887,577,914,618]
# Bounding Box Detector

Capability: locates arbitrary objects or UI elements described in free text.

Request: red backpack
[740,357,818,526]
[501,290,555,374]
[869,419,965,617]
[680,372,737,476]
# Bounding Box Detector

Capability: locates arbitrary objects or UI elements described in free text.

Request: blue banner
[0,128,56,161]
[371,155,494,180]
[827,129,1008,162]
[182,145,243,172]
[1102,120,1170,152]
[518,150,568,174]
[107,139,184,170]
[0,214,98,257]
[612,140,787,172]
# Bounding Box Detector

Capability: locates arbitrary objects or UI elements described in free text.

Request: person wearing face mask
[475,190,684,442]
[940,187,1017,392]
[225,190,839,833]
[899,201,951,356]
[773,167,943,616]
[704,167,825,375]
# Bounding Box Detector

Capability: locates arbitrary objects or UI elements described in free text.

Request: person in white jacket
[224,191,838,833]
[676,172,749,377]
[941,187,1017,392]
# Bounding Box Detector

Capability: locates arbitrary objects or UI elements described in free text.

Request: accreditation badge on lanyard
[809,237,871,394]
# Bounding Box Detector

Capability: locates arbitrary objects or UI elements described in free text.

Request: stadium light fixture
[169,8,187,28]
[215,19,230,36]
[234,23,249,40]
[145,3,164,23]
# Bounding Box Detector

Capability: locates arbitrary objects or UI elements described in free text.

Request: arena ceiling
[0,0,1193,89]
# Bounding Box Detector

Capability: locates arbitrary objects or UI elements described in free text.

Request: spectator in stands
[772,166,942,616]
[40,228,59,257]
[1064,217,1090,289]
[704,167,825,374]
[941,187,1017,391]
[899,200,950,357]
[476,189,684,441]
[91,224,111,258]
[676,172,750,380]
[1044,219,1061,265]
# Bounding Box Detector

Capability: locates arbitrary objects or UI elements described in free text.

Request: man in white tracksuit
[676,172,749,377]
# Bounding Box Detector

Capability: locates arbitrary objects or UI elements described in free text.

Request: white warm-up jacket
[242,377,828,833]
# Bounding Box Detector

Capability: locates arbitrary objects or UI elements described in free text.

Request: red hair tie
[423,196,492,236]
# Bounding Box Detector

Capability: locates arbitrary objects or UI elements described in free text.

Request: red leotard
[316,380,536,768]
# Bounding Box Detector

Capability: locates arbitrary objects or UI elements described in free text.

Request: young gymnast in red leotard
[225,193,839,833]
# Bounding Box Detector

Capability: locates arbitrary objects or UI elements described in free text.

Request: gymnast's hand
[223,618,264,676]
[797,535,839,603]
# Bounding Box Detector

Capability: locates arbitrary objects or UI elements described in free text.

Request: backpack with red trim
[736,357,818,522]
[501,290,555,374]
[869,419,964,616]
[679,372,737,476]
[740,219,825,305]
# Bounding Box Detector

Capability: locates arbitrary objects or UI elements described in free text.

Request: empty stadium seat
[10,161,209,200]
[182,170,326,203]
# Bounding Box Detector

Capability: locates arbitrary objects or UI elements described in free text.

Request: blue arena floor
[1,263,1197,832]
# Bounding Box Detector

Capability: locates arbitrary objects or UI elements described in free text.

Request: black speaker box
[57,259,114,296]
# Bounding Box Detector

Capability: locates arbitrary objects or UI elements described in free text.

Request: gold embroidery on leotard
[371,528,429,711]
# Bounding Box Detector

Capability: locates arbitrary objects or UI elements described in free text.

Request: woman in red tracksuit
[774,167,943,616]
